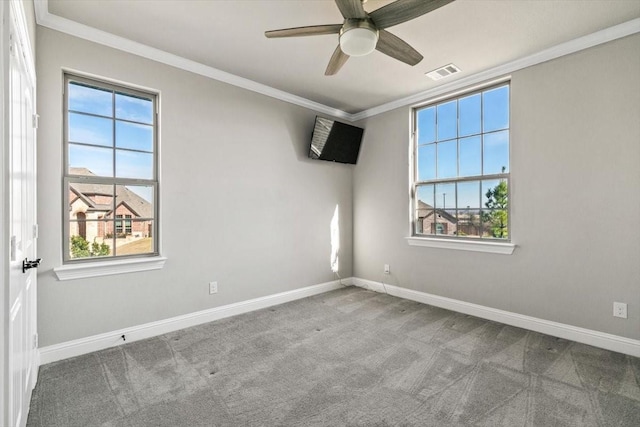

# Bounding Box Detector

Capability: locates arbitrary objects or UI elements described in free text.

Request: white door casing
[2,1,38,426]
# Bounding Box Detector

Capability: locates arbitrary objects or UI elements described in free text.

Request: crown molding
[34,1,639,123]
[352,17,640,121]
[33,0,356,121]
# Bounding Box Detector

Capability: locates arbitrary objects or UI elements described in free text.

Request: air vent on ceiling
[425,64,461,81]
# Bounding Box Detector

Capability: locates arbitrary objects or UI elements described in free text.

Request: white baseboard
[351,277,640,358]
[40,276,639,364]
[39,279,346,364]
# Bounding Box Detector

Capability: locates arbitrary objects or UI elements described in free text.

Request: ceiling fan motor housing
[339,19,379,57]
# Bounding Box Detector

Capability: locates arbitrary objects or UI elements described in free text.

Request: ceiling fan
[265,0,455,76]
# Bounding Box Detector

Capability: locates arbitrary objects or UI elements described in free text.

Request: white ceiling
[42,0,640,116]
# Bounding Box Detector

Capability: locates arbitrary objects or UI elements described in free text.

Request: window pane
[68,181,114,258]
[116,93,153,124]
[69,180,114,212]
[113,189,152,237]
[482,179,508,213]
[113,220,155,256]
[459,93,481,137]
[116,121,153,152]
[416,184,434,208]
[68,82,112,116]
[437,100,457,141]
[445,210,458,235]
[457,180,480,209]
[483,130,509,174]
[115,150,153,179]
[457,210,481,238]
[459,136,481,177]
[483,85,509,132]
[437,140,457,179]
[417,107,436,144]
[68,113,113,147]
[415,185,433,234]
[117,185,154,220]
[483,209,508,239]
[435,183,455,209]
[68,220,113,259]
[417,144,435,181]
[68,144,113,177]
[415,185,434,235]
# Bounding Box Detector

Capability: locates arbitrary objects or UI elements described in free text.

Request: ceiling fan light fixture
[340,20,379,57]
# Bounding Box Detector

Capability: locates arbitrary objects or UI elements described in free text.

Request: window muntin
[64,74,158,261]
[413,84,510,241]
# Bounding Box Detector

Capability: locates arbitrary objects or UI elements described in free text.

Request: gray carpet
[28,287,640,426]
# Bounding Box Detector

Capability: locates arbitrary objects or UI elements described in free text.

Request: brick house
[415,200,458,235]
[416,200,487,237]
[69,168,153,244]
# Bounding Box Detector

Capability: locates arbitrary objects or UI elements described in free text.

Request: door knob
[23,258,41,273]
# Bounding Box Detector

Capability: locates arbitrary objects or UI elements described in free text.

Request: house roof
[416,200,457,223]
[69,167,154,218]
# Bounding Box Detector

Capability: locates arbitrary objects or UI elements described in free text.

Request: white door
[5,4,38,426]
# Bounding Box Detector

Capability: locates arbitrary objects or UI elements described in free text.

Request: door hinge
[33,224,39,238]
[33,333,38,349]
[32,114,39,129]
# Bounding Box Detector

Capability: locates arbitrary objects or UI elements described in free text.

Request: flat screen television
[309,116,364,165]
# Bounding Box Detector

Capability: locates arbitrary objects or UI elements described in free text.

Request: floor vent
[426,63,461,81]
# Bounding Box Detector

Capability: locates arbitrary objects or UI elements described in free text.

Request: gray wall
[354,34,640,340]
[37,28,353,347]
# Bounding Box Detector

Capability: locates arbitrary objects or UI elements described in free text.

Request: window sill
[54,256,167,281]
[406,237,515,255]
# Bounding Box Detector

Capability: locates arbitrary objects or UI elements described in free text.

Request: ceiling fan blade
[265,24,342,38]
[325,45,350,76]
[335,0,367,19]
[376,30,423,66]
[370,0,454,29]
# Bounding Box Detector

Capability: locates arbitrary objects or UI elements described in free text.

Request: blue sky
[68,82,154,202]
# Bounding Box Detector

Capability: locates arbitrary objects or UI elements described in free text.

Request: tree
[91,240,111,256]
[70,235,90,258]
[483,179,508,239]
[70,235,110,258]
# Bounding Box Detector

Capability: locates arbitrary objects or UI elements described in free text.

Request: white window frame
[55,73,166,279]
[408,82,515,255]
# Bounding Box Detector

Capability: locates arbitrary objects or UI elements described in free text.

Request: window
[413,83,510,241]
[64,74,158,261]
[115,214,132,235]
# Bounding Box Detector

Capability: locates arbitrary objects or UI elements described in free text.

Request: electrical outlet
[209,281,218,295]
[384,264,390,274]
[613,302,627,319]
